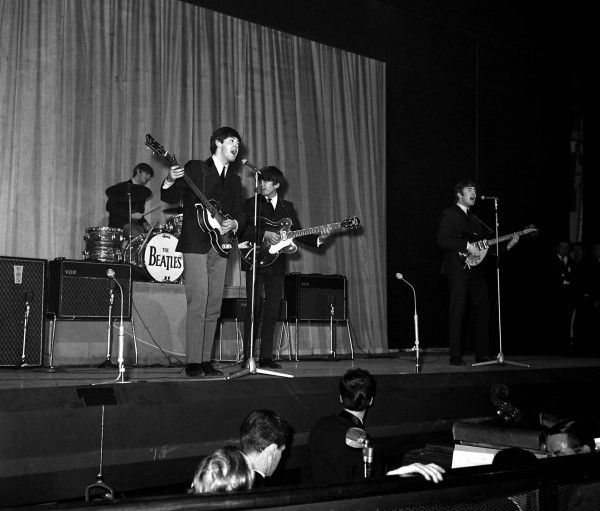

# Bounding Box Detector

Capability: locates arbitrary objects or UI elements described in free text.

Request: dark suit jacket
[437,205,488,276]
[160,158,246,254]
[302,411,383,485]
[240,195,318,275]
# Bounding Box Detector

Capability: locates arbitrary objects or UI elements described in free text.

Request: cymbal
[105,182,152,202]
[163,206,183,215]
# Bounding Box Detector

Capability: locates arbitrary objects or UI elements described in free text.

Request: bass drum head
[142,233,184,283]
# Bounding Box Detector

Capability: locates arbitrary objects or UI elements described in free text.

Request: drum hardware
[83,227,124,262]
[164,213,183,237]
[105,182,152,263]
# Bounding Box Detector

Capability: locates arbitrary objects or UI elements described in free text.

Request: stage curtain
[0,0,387,353]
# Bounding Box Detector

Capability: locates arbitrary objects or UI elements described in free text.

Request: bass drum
[126,232,184,283]
[83,227,123,262]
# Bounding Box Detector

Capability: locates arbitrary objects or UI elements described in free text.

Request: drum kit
[82,183,184,283]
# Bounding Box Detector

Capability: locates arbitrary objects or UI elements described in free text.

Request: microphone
[479,195,498,200]
[363,443,374,478]
[241,159,260,173]
[106,269,116,279]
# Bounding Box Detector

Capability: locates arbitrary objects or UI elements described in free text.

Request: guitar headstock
[341,216,360,230]
[523,224,539,237]
[145,134,178,167]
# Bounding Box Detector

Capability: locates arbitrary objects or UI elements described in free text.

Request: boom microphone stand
[395,273,421,373]
[229,161,292,379]
[473,197,529,368]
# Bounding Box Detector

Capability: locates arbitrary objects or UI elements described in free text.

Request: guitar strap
[470,212,494,234]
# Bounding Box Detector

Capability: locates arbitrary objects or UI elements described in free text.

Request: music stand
[473,197,529,368]
[229,166,292,379]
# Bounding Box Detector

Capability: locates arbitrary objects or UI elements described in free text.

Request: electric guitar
[239,216,360,267]
[145,134,235,256]
[459,225,538,268]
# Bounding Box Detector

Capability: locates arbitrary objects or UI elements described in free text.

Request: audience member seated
[239,409,292,488]
[303,368,445,484]
[190,445,254,494]
[544,420,596,456]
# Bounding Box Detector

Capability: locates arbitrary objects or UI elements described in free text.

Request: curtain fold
[0,0,387,352]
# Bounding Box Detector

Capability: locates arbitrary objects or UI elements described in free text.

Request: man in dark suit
[302,368,445,484]
[161,127,246,378]
[239,166,329,369]
[437,180,518,366]
[239,409,292,488]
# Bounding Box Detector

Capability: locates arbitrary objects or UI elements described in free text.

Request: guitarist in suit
[437,180,519,366]
[161,127,246,378]
[239,166,329,368]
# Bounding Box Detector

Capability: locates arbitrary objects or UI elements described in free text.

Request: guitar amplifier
[284,273,346,321]
[0,256,47,366]
[47,259,132,319]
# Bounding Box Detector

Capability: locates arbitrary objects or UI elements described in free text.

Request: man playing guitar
[161,127,246,378]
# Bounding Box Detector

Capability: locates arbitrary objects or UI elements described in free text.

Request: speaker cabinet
[47,259,132,319]
[0,256,47,366]
[284,273,346,321]
[220,298,248,321]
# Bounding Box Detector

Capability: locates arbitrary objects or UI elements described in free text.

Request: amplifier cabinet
[47,259,132,320]
[0,256,47,366]
[284,273,346,321]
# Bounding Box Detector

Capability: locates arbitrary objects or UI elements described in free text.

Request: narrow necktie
[220,168,226,184]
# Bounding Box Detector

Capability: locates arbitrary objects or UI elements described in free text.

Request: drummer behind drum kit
[83,183,184,283]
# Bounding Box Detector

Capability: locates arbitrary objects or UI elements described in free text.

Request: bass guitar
[145,134,235,256]
[459,225,538,268]
[239,216,360,268]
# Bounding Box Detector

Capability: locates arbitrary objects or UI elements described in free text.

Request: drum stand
[229,167,292,380]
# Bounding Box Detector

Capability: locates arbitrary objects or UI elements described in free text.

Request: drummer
[106,163,154,237]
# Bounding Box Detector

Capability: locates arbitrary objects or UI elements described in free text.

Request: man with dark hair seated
[303,368,445,484]
[239,409,292,487]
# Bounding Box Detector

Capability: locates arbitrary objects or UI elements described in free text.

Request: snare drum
[126,232,184,283]
[83,227,124,262]
[165,214,183,237]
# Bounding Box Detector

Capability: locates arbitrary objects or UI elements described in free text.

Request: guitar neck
[487,229,530,247]
[288,222,342,239]
[182,173,218,216]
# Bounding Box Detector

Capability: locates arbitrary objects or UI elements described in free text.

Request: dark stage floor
[2,350,599,507]
[2,351,599,389]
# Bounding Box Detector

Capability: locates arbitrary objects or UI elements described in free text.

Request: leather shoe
[185,363,205,377]
[202,362,224,377]
[259,358,281,369]
[449,356,466,366]
[475,356,495,363]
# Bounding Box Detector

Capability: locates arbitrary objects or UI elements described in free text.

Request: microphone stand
[99,279,117,368]
[473,197,529,368]
[396,274,421,373]
[324,295,338,360]
[229,165,292,379]
[96,271,132,384]
[17,291,33,367]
